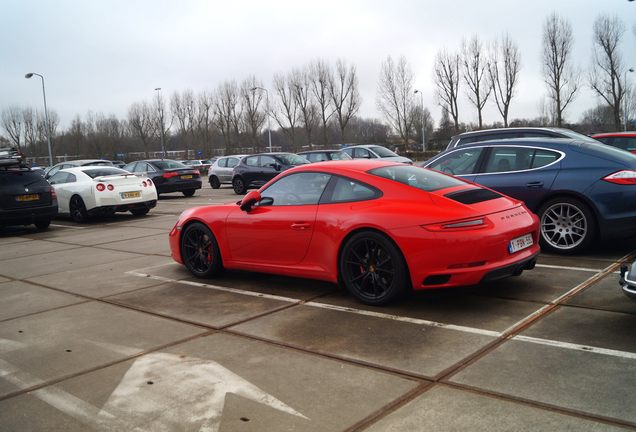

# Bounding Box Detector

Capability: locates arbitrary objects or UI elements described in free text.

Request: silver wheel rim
[541,202,587,250]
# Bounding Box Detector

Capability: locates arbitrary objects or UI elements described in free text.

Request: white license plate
[121,191,141,199]
[509,233,533,254]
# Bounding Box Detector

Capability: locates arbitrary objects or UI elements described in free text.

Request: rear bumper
[157,179,202,193]
[0,204,58,226]
[90,200,157,215]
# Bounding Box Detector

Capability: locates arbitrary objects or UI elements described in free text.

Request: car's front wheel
[339,231,408,305]
[209,176,221,189]
[181,222,223,277]
[232,177,247,195]
[538,197,596,254]
[69,196,89,223]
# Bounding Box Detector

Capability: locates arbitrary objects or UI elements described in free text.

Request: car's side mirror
[239,190,262,212]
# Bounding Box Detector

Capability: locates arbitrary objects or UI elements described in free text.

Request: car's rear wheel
[182,189,196,197]
[339,231,408,305]
[69,196,89,223]
[538,197,596,254]
[34,218,51,230]
[131,208,149,216]
[209,176,221,189]
[181,222,222,277]
[233,177,247,195]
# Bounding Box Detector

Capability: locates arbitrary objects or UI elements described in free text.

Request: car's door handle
[291,222,311,230]
[526,181,544,188]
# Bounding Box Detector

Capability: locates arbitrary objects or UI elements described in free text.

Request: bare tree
[461,36,491,129]
[273,72,300,151]
[328,59,361,142]
[589,14,627,130]
[196,91,215,154]
[213,81,240,153]
[239,76,266,150]
[1,106,24,150]
[128,102,155,158]
[542,13,579,127]
[377,55,416,143]
[68,115,85,158]
[22,108,37,154]
[488,34,521,127]
[171,90,197,156]
[153,91,171,157]
[291,67,319,148]
[309,59,334,145]
[434,50,461,131]
[412,106,434,147]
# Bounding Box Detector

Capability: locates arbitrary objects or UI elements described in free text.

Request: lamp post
[251,86,272,152]
[25,73,54,166]
[154,87,166,158]
[624,68,634,131]
[414,89,426,152]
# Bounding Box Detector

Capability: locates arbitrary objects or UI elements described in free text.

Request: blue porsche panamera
[423,138,636,254]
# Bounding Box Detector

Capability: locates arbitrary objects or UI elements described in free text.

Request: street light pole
[414,89,426,152]
[155,87,166,158]
[25,73,54,166]
[624,68,634,131]
[251,86,272,152]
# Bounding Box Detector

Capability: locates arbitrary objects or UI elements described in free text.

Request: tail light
[142,181,147,187]
[107,184,114,191]
[602,170,636,185]
[96,183,105,191]
[163,172,179,179]
[50,188,57,200]
[422,218,489,232]
[147,179,153,185]
[193,170,200,176]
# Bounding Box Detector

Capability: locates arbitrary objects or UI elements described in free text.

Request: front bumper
[619,263,636,300]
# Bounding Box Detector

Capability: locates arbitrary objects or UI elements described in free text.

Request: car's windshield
[83,168,130,178]
[277,154,310,165]
[369,146,399,158]
[370,165,466,192]
[153,160,187,170]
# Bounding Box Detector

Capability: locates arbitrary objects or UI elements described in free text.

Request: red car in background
[591,132,636,154]
[169,160,540,305]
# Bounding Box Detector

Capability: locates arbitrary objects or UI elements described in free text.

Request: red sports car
[169,160,540,305]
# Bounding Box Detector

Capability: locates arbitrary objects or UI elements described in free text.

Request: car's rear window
[369,165,466,192]
[83,168,130,178]
[153,160,187,170]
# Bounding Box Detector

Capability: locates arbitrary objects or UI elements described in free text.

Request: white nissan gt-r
[48,166,158,222]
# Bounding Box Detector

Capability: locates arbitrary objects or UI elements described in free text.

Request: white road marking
[512,335,636,360]
[535,263,603,273]
[304,301,501,338]
[0,337,27,353]
[50,224,86,229]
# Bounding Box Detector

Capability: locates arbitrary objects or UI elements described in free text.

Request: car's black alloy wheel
[181,222,222,277]
[209,176,221,189]
[70,196,88,223]
[339,231,408,305]
[232,177,246,194]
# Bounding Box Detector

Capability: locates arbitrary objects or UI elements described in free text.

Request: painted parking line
[126,256,636,363]
[535,263,604,273]
[50,224,86,229]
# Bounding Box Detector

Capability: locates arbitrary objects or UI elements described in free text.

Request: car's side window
[123,162,137,172]
[218,158,228,168]
[245,156,258,167]
[307,153,327,162]
[353,148,371,158]
[66,173,77,183]
[260,156,278,168]
[145,163,157,173]
[260,172,331,206]
[531,149,560,168]
[483,147,535,173]
[47,166,61,177]
[227,158,239,168]
[428,148,483,175]
[325,177,380,203]
[611,137,636,152]
[342,148,353,157]
[49,172,75,184]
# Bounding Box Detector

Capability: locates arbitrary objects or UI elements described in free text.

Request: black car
[446,127,599,150]
[231,153,310,194]
[0,147,57,230]
[122,159,202,196]
[298,149,352,162]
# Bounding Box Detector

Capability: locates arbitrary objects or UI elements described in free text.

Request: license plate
[121,191,141,199]
[181,175,193,179]
[509,233,533,254]
[16,194,39,202]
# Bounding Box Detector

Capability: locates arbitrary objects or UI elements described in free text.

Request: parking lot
[1,184,635,431]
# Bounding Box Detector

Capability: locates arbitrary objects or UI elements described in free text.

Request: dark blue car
[423,138,636,254]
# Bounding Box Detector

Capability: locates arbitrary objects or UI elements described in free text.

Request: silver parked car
[208,155,246,189]
[342,145,412,164]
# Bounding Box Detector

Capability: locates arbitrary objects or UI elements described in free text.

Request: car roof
[298,149,343,154]
[287,159,401,174]
[58,166,127,173]
[343,144,385,149]
[451,127,566,139]
[55,159,112,166]
[592,132,636,137]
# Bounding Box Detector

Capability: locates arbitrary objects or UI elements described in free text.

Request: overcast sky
[2,0,635,130]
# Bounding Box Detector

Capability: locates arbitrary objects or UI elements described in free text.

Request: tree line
[1,13,633,162]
